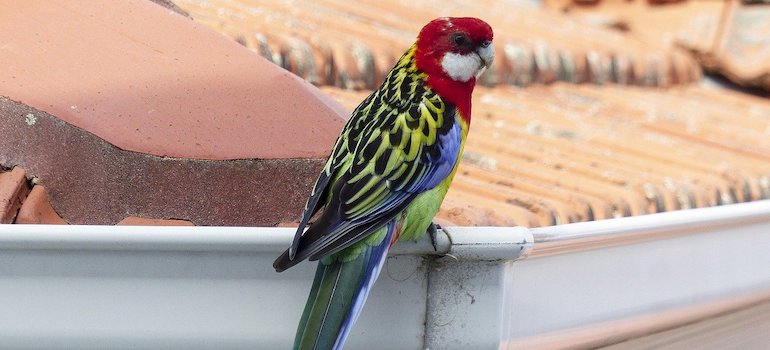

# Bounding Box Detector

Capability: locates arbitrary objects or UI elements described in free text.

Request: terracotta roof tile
[545,0,770,93]
[0,0,346,160]
[434,197,522,227]
[704,2,770,91]
[548,2,723,46]
[1,95,328,226]
[0,1,346,225]
[16,185,67,225]
[0,167,30,224]
[176,0,700,88]
[322,84,770,227]
[543,0,727,59]
[0,167,68,225]
[117,216,194,226]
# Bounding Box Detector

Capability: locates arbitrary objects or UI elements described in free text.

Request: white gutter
[0,223,532,259]
[528,199,770,258]
[0,200,767,349]
[500,200,770,349]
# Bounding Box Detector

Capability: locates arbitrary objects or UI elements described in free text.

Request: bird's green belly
[398,173,454,242]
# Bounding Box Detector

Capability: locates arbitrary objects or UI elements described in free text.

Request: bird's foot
[428,222,442,252]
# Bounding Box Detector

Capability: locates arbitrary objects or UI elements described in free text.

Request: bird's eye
[451,33,471,49]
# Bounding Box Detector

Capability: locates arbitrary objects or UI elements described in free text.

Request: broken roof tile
[0,167,31,224]
[176,0,700,88]
[322,83,770,227]
[16,185,68,225]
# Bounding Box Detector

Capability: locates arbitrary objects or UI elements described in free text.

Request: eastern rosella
[273,17,494,350]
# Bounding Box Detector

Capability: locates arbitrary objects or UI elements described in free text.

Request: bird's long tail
[293,221,396,350]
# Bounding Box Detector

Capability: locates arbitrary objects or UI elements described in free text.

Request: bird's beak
[474,41,494,78]
[477,41,495,69]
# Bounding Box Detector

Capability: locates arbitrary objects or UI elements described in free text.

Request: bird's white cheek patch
[441,52,480,82]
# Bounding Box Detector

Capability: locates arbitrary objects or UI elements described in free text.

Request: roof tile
[545,0,770,92]
[0,96,327,225]
[544,0,726,55]
[117,216,195,226]
[176,0,700,88]
[707,2,770,91]
[0,167,30,224]
[16,185,68,225]
[0,0,346,160]
[0,1,345,225]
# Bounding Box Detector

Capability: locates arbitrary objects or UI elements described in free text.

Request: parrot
[273,17,494,350]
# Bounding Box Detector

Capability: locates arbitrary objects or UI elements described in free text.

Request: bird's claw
[428,222,441,252]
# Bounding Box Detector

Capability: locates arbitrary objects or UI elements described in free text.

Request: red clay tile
[0,167,30,224]
[16,185,68,225]
[117,216,194,226]
[0,95,327,226]
[0,1,349,225]
[0,1,346,160]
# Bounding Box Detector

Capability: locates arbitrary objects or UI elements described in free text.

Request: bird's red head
[414,17,494,125]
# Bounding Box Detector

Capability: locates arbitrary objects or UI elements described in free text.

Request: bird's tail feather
[293,221,395,350]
